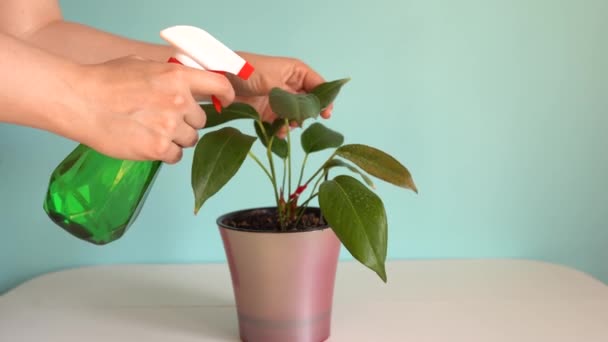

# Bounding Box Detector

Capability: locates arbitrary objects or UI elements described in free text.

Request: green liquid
[43,144,161,245]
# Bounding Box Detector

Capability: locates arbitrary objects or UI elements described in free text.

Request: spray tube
[43,25,254,245]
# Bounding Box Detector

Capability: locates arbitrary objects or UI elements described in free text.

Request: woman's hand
[74,55,235,164]
[228,52,333,135]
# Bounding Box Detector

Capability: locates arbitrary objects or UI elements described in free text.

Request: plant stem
[281,158,287,198]
[256,120,280,209]
[303,152,337,186]
[285,119,293,223]
[320,171,330,226]
[294,167,328,226]
[298,192,319,209]
[295,154,336,226]
[247,152,273,184]
[267,142,280,206]
[309,169,327,202]
[297,153,309,188]
[255,120,270,141]
[294,192,319,226]
[269,140,288,230]
[286,119,292,198]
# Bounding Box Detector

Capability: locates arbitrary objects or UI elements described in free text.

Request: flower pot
[217,207,341,342]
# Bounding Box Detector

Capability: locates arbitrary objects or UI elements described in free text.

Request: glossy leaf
[301,122,344,153]
[254,121,288,159]
[310,78,350,109]
[319,175,387,282]
[324,159,375,189]
[336,144,417,193]
[201,102,260,128]
[192,127,256,213]
[269,87,321,125]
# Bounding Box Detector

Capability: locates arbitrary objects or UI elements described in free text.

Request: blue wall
[1,0,607,293]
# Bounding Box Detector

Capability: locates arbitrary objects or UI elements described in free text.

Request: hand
[228,52,333,136]
[73,55,235,164]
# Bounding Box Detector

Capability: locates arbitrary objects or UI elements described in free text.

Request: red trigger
[209,70,226,112]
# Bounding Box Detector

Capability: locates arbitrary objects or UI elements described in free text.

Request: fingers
[184,67,236,106]
[298,61,326,93]
[276,125,288,139]
[183,99,207,129]
[172,121,199,148]
[164,99,201,152]
[294,60,334,118]
[274,121,299,139]
[139,131,184,164]
[156,66,222,163]
[145,103,200,163]
[321,103,334,119]
[147,120,196,164]
[160,142,183,164]
[86,56,228,165]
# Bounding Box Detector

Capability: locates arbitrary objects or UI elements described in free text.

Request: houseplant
[192,78,417,341]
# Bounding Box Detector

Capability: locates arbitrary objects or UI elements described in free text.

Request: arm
[0,32,85,139]
[29,20,175,63]
[0,0,173,64]
[1,0,331,144]
[0,32,234,163]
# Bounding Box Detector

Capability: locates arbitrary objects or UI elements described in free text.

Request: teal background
[1,0,607,293]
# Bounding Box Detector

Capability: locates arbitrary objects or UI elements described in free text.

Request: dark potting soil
[220,208,327,232]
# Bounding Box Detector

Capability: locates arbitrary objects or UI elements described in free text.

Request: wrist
[47,62,96,145]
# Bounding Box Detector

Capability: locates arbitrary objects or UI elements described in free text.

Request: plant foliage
[191,78,416,282]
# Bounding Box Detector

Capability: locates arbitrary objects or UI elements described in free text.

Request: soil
[220,207,327,232]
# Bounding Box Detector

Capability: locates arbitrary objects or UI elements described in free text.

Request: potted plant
[192,77,417,342]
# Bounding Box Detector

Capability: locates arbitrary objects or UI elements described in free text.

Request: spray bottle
[43,25,254,245]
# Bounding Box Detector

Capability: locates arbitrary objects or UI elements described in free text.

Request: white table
[1,259,607,341]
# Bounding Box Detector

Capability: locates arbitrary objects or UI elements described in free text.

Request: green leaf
[336,144,417,193]
[310,78,350,109]
[301,122,344,153]
[319,175,387,282]
[323,159,375,189]
[269,88,321,126]
[192,127,256,213]
[254,121,288,159]
[201,102,260,128]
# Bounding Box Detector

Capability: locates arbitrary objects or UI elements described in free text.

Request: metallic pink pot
[218,207,341,342]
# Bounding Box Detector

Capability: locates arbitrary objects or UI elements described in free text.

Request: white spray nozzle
[160,25,254,111]
[160,25,254,80]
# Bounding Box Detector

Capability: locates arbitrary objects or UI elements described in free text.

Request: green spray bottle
[43,25,254,245]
